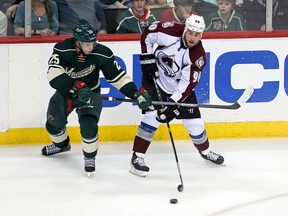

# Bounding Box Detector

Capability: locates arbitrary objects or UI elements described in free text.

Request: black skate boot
[41,142,71,156]
[200,151,224,165]
[84,157,95,177]
[130,152,149,177]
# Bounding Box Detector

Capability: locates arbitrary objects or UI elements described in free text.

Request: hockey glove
[156,99,180,123]
[133,88,154,110]
[69,81,94,104]
[140,53,159,79]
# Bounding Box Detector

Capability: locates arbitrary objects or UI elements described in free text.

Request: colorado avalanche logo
[195,56,205,69]
[157,51,180,77]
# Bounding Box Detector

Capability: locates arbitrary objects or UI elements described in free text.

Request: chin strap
[74,41,87,62]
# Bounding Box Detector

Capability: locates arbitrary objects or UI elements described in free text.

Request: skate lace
[134,157,146,166]
[85,158,95,168]
[46,144,61,154]
[207,151,220,161]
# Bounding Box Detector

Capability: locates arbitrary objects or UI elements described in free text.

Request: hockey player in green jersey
[41,21,153,176]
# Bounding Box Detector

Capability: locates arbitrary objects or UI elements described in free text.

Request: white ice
[0,138,288,216]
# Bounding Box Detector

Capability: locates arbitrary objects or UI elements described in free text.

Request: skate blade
[87,172,93,178]
[129,166,147,177]
[203,159,226,166]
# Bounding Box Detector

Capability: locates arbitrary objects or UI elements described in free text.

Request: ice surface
[0,138,288,216]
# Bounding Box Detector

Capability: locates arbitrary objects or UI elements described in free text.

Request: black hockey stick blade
[99,86,254,110]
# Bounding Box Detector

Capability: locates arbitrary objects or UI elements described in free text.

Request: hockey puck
[170,198,178,204]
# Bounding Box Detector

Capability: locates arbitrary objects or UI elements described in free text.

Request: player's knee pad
[45,121,63,135]
[79,115,98,138]
[141,110,161,129]
[182,118,205,136]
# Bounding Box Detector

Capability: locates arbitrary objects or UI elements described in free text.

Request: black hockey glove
[156,99,180,123]
[133,88,154,110]
[69,81,94,104]
[140,53,159,79]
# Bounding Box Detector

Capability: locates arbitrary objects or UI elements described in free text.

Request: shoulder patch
[161,21,174,28]
[195,56,205,69]
[148,22,159,31]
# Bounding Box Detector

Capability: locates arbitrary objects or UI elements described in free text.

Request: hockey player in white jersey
[130,14,224,177]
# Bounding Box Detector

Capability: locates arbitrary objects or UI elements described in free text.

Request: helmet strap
[181,33,188,48]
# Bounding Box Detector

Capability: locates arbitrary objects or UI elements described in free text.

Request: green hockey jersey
[205,10,246,31]
[115,8,157,34]
[47,38,138,99]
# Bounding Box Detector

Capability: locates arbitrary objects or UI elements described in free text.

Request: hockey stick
[152,77,184,193]
[99,86,254,110]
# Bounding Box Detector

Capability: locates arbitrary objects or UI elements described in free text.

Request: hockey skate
[41,143,71,156]
[200,151,224,165]
[84,157,95,177]
[130,153,149,177]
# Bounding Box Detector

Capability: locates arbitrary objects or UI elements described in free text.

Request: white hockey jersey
[140,21,206,103]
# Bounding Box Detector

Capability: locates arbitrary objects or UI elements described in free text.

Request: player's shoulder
[158,21,184,28]
[148,21,184,34]
[191,41,205,55]
[189,41,206,67]
[53,38,75,52]
[91,43,114,59]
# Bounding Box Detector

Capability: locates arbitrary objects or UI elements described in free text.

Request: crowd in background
[0,0,288,37]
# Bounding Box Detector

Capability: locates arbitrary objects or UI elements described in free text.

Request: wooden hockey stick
[99,86,254,110]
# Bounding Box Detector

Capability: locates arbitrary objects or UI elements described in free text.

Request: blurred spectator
[58,0,108,35]
[3,0,20,36]
[5,0,21,21]
[205,0,245,31]
[160,0,198,23]
[100,0,132,9]
[243,0,288,31]
[115,0,157,33]
[14,0,59,36]
[6,0,108,35]
[0,10,8,36]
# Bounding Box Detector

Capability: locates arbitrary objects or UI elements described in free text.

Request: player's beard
[186,40,198,48]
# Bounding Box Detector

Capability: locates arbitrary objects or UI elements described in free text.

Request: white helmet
[184,14,205,33]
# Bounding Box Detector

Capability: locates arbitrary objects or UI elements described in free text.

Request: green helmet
[73,22,96,42]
